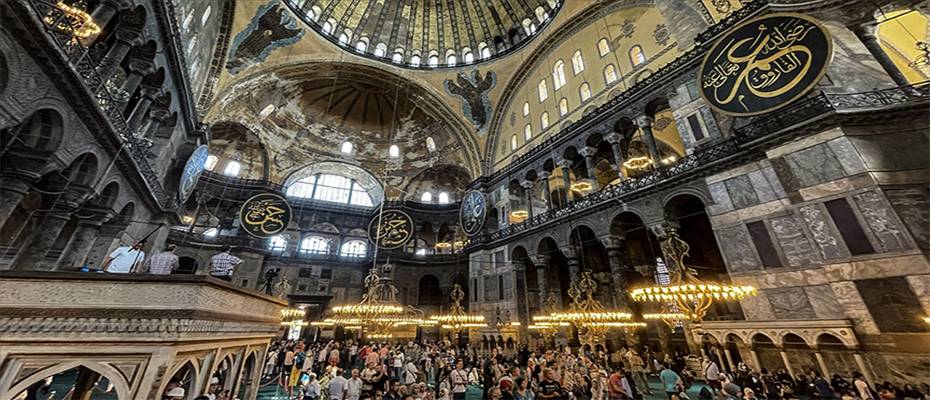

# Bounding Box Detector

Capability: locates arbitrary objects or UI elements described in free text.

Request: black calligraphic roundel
[699,13,833,116]
[459,190,487,236]
[368,209,415,249]
[239,193,292,238]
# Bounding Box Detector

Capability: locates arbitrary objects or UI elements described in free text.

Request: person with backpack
[854,372,878,400]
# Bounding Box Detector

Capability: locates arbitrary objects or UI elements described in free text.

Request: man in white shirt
[329,368,348,400]
[451,360,468,400]
[346,368,363,400]
[703,356,721,394]
[101,242,145,273]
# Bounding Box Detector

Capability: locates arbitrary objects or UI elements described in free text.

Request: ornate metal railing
[469,83,929,248]
[24,0,178,211]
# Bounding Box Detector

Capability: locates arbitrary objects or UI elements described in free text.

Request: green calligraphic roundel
[239,193,292,238]
[368,209,415,249]
[459,190,487,236]
[699,13,833,116]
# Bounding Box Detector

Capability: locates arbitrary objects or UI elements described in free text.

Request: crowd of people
[259,338,929,400]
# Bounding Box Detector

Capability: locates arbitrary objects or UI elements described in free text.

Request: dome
[285,0,563,69]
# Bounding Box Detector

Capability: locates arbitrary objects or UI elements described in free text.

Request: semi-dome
[284,0,562,69]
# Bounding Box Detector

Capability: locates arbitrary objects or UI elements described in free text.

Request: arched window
[537,80,548,102]
[540,112,549,130]
[310,6,322,21]
[373,43,387,57]
[355,40,368,52]
[338,33,349,45]
[524,124,532,141]
[597,38,610,57]
[392,52,403,63]
[510,134,518,150]
[552,60,566,89]
[300,236,330,254]
[558,98,569,116]
[322,19,334,34]
[223,160,241,177]
[389,144,400,158]
[425,137,436,152]
[203,227,219,237]
[479,43,491,59]
[428,55,439,67]
[421,192,433,203]
[522,102,530,117]
[201,5,212,25]
[604,64,618,84]
[410,55,421,67]
[269,235,287,251]
[522,19,534,35]
[259,104,276,119]
[285,174,374,207]
[463,52,474,64]
[415,248,428,256]
[571,50,585,74]
[579,82,592,101]
[341,141,353,154]
[205,155,218,171]
[182,10,194,31]
[340,240,367,257]
[438,192,450,204]
[629,45,646,66]
[446,54,457,66]
[535,6,547,22]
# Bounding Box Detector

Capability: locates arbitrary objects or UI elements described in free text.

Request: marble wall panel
[855,277,929,333]
[799,205,846,260]
[826,137,867,176]
[884,187,929,251]
[766,287,817,319]
[708,181,734,215]
[852,191,910,253]
[770,214,821,267]
[748,170,777,204]
[725,175,760,209]
[830,281,880,334]
[716,225,762,272]
[804,284,846,319]
[739,294,776,320]
[785,144,847,188]
[770,156,801,194]
[905,275,930,315]
[761,166,788,200]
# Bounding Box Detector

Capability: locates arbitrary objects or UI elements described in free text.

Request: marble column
[142,109,170,139]
[88,0,132,41]
[128,85,159,132]
[850,23,912,88]
[779,348,796,378]
[521,180,535,220]
[814,350,830,379]
[12,208,75,270]
[120,59,156,113]
[723,348,736,373]
[601,236,630,308]
[853,352,874,386]
[0,174,35,223]
[636,115,663,169]
[95,28,144,83]
[558,159,573,204]
[563,247,580,281]
[580,146,599,192]
[606,132,627,180]
[531,255,549,308]
[57,216,108,270]
[538,171,553,210]
[749,349,762,371]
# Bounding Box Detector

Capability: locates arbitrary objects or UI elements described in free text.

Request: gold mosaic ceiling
[285,0,562,68]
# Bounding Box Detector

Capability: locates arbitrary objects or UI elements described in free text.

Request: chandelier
[535,271,644,346]
[314,265,432,339]
[44,1,101,40]
[631,229,757,323]
[528,294,570,339]
[429,284,487,332]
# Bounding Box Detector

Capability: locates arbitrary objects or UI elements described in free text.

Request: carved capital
[605,132,624,145]
[113,27,145,45]
[537,171,550,179]
[521,180,535,189]
[635,115,654,128]
[529,254,549,267]
[126,58,156,75]
[557,159,573,169]
[579,147,597,158]
[600,235,626,250]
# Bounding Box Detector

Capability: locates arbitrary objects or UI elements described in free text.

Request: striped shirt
[210,252,241,276]
[144,251,179,275]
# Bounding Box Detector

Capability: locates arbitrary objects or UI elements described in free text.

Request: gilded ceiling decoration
[227,1,304,75]
[284,0,562,69]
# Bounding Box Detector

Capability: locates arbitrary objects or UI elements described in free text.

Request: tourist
[744,387,759,400]
[813,373,834,399]
[608,367,630,400]
[304,373,321,400]
[404,357,419,385]
[628,348,651,395]
[209,245,241,281]
[660,362,682,400]
[536,369,563,400]
[164,387,185,400]
[514,377,534,400]
[346,368,363,400]
[702,356,721,395]
[142,244,179,274]
[329,368,348,400]
[101,241,145,273]
[450,360,468,400]
[722,383,742,400]
[854,372,878,400]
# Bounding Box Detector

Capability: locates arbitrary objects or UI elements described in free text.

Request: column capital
[561,247,579,259]
[520,180,535,189]
[600,235,626,249]
[648,221,680,239]
[635,115,654,128]
[605,132,624,145]
[537,171,550,179]
[126,58,156,75]
[139,85,160,98]
[113,27,145,45]
[529,254,549,267]
[579,147,597,157]
[557,159,573,169]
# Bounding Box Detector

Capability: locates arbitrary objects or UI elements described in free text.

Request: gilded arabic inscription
[239,193,292,238]
[368,210,414,249]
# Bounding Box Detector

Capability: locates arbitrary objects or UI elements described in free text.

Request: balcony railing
[23,0,179,211]
[469,82,929,248]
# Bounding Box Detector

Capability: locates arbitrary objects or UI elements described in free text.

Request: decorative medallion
[227,0,304,74]
[239,193,292,238]
[459,190,487,236]
[619,19,636,39]
[653,24,670,47]
[178,145,209,203]
[699,13,833,116]
[445,70,496,132]
[368,209,414,249]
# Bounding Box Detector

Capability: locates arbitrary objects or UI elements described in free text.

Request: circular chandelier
[631,229,757,323]
[44,1,101,40]
[534,271,644,345]
[429,284,486,332]
[315,266,432,339]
